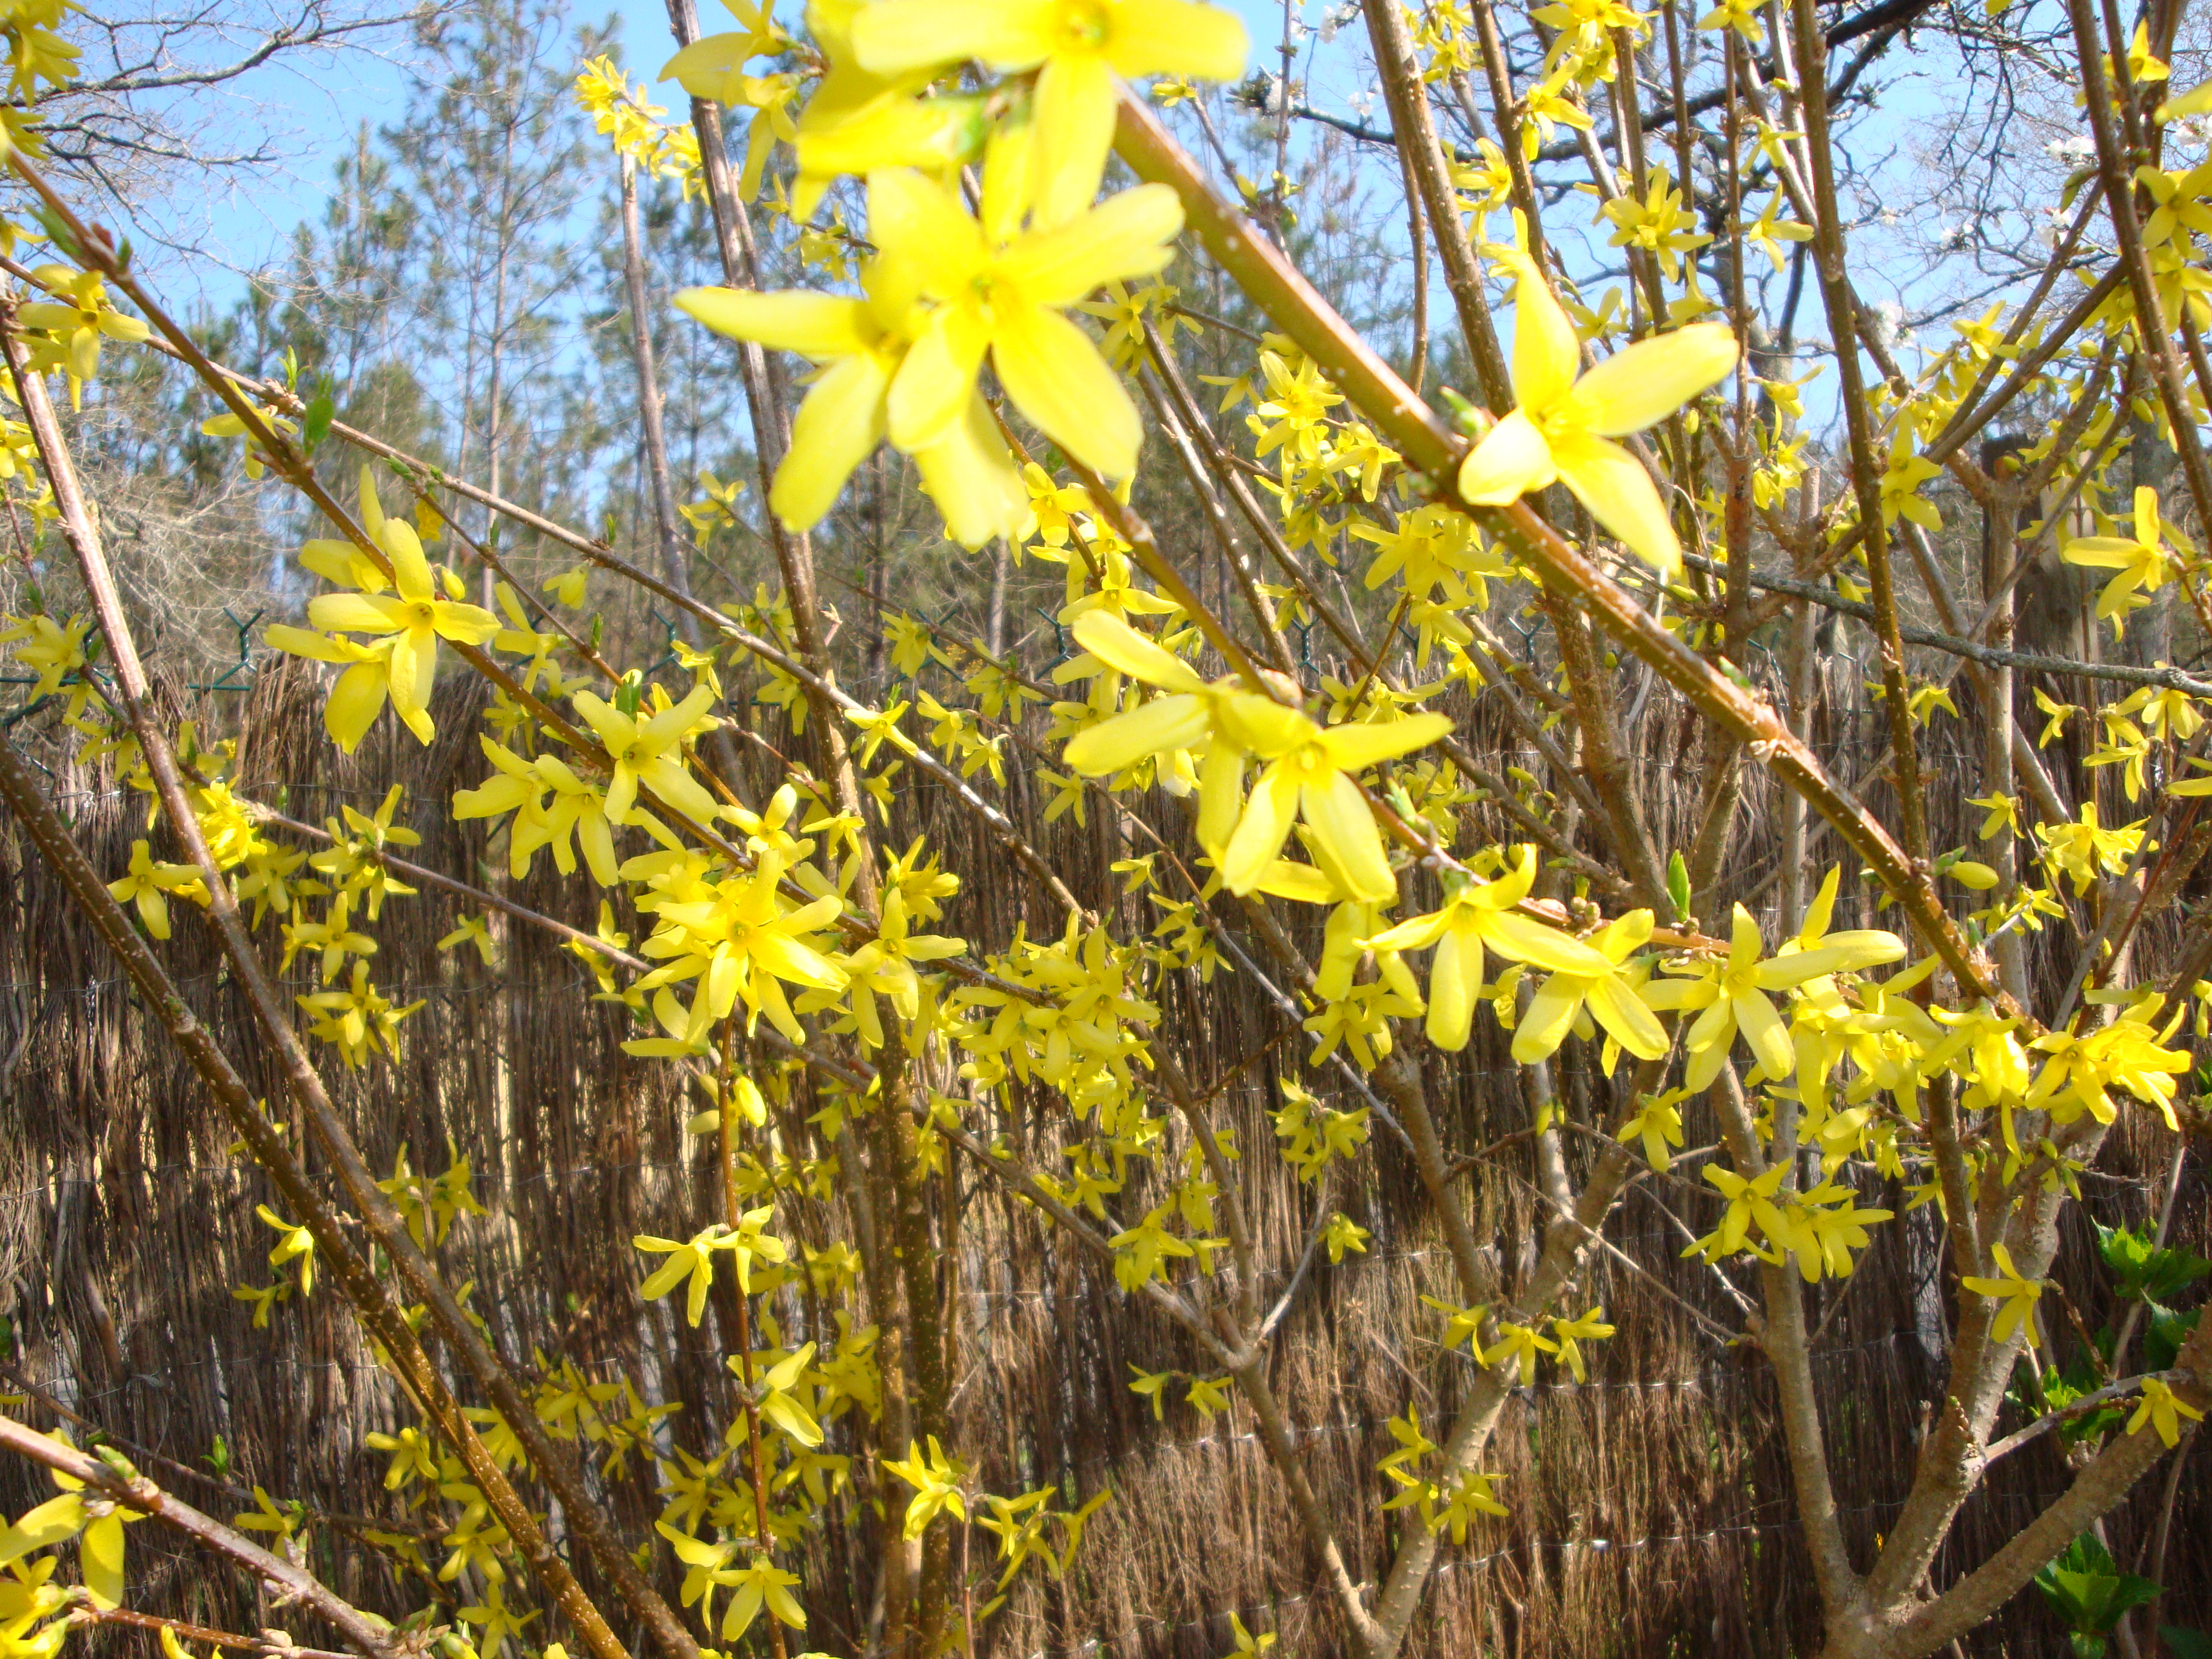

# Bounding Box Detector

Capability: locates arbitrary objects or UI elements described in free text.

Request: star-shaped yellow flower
[1456,226,1737,572]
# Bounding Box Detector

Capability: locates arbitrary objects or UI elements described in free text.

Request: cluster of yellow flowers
[575,55,705,197]
[6,0,2212,1645]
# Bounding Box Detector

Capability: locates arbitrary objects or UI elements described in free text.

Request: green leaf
[1435,385,1485,439]
[2144,1305,2200,1373]
[2035,1533,2161,1639]
[1666,850,1691,921]
[302,392,335,454]
[2096,1222,2211,1304]
[2159,1629,2212,1659]
[31,206,78,260]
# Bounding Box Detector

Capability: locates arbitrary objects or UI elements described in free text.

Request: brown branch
[1111,88,2019,1022]
[0,312,698,1659]
[0,1417,399,1659]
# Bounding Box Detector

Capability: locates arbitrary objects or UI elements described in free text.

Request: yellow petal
[2060,538,2144,567]
[675,287,873,358]
[1216,692,1318,756]
[0,1493,85,1565]
[81,1512,125,1609]
[851,0,1056,74]
[382,518,435,602]
[1511,976,1584,1063]
[773,350,893,528]
[868,166,988,293]
[1070,610,1207,691]
[264,624,357,664]
[1195,735,1245,851]
[1480,909,1610,974]
[1299,767,1393,900]
[1318,710,1453,770]
[431,601,502,646]
[2161,75,2212,119]
[659,33,758,102]
[2134,485,2160,546]
[1253,859,1341,902]
[1456,409,1556,505]
[386,629,435,736]
[309,593,407,635]
[1734,989,1795,1078]
[1558,322,1737,437]
[358,464,385,540]
[912,392,1033,547]
[1508,255,1581,412]
[1030,53,1122,226]
[1585,974,1670,1059]
[1425,927,1481,1050]
[1366,910,1449,951]
[1064,692,1209,773]
[1003,183,1184,304]
[991,301,1142,478]
[325,659,391,752]
[1549,429,1680,573]
[886,304,991,453]
[1756,931,1905,987]
[1220,761,1301,893]
[1105,0,1250,78]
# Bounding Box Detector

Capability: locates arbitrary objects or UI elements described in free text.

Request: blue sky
[164,0,1316,313]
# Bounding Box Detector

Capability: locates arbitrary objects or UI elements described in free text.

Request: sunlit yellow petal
[1755,930,1906,988]
[1070,610,1207,691]
[1002,183,1184,303]
[309,593,408,635]
[851,0,1056,74]
[1455,409,1556,505]
[1105,0,1250,77]
[325,659,391,752]
[2133,485,2160,546]
[1253,859,1340,902]
[675,287,874,358]
[887,304,992,453]
[913,392,1031,547]
[264,624,357,664]
[992,301,1142,477]
[1220,762,1301,893]
[1733,989,1794,1078]
[431,601,501,646]
[81,1512,125,1609]
[1216,692,1318,756]
[1550,429,1680,573]
[1426,927,1481,1050]
[1507,255,1581,411]
[1558,322,1737,437]
[867,167,990,293]
[1511,976,1584,1062]
[1299,768,1393,900]
[1030,53,1122,226]
[1064,692,1210,773]
[1585,973,1670,1059]
[1318,710,1453,771]
[774,351,893,529]
[381,518,435,603]
[1481,910,1610,974]
[1196,735,1244,851]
